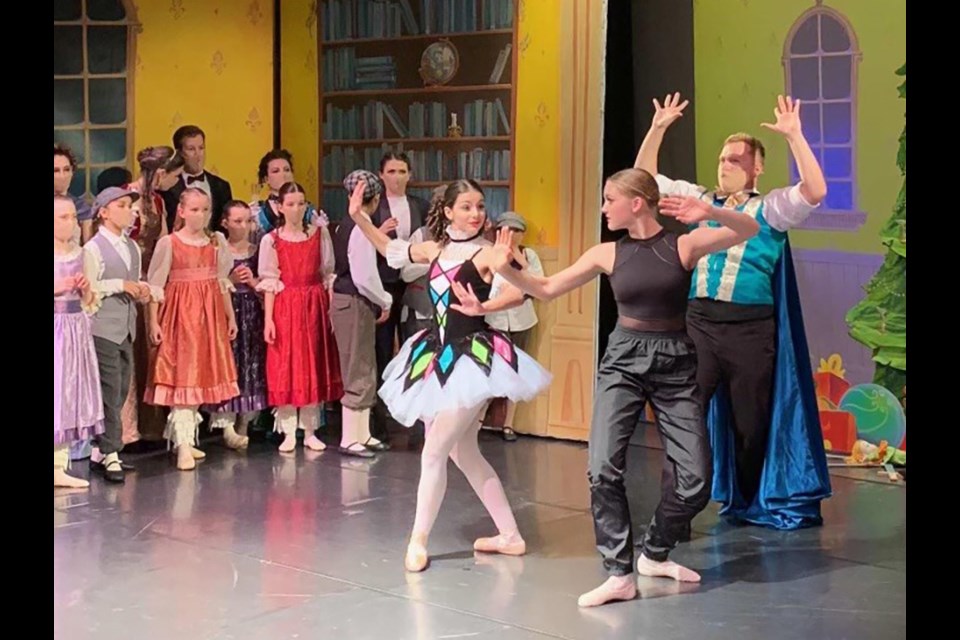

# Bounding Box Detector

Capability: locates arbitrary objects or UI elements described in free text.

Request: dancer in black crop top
[488,168,760,608]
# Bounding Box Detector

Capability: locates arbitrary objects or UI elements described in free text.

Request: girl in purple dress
[54,196,104,488]
[203,201,267,449]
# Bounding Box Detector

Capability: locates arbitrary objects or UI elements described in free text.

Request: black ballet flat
[339,443,376,459]
[502,428,518,442]
[90,458,135,472]
[363,438,391,452]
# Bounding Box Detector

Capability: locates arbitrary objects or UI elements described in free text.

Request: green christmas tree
[845,64,906,401]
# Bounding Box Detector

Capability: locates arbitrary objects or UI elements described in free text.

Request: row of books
[323,145,511,183]
[322,0,514,42]
[322,185,510,222]
[323,51,397,92]
[324,99,510,140]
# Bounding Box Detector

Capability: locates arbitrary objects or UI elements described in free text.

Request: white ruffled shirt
[654,174,819,232]
[400,227,431,321]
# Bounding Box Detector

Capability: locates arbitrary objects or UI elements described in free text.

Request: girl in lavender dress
[203,201,268,449]
[54,196,104,489]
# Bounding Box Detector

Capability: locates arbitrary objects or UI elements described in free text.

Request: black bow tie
[186,173,206,185]
[268,194,281,203]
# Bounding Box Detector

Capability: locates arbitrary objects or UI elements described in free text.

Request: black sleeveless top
[440,256,492,342]
[607,230,690,324]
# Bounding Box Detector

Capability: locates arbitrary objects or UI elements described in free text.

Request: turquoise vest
[688,192,786,305]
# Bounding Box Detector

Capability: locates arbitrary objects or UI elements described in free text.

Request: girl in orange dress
[145,187,239,470]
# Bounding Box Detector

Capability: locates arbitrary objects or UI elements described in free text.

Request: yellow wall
[514,0,562,248]
[279,0,321,204]
[131,0,274,202]
[693,0,906,254]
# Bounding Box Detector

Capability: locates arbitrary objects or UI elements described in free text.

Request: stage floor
[55,429,906,639]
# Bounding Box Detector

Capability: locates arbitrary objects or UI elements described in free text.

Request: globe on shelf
[419,39,459,87]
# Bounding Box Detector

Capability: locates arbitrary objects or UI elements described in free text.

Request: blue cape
[707,240,832,530]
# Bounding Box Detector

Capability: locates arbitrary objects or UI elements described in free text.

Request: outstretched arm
[634,92,689,175]
[490,229,612,302]
[762,95,827,208]
[663,196,761,269]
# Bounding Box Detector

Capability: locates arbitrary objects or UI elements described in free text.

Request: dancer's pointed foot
[636,554,701,582]
[473,531,526,556]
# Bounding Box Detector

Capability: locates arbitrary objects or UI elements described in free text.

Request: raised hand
[761,95,802,139]
[651,92,689,131]
[449,281,485,316]
[660,196,713,225]
[490,227,516,271]
[347,180,367,221]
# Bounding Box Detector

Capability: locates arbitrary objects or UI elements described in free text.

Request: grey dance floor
[54,427,906,639]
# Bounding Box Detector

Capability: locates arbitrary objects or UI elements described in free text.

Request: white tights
[411,403,519,539]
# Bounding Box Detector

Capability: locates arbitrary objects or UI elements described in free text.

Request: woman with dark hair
[250,149,321,241]
[54,144,94,243]
[126,147,184,265]
[96,167,134,194]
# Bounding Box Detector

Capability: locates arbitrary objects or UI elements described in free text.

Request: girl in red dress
[258,182,343,452]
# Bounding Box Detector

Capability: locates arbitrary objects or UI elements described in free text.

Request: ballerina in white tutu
[345,177,552,572]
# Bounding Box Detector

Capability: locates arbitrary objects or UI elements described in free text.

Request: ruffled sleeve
[385,238,413,269]
[146,235,173,303]
[255,233,284,294]
[214,232,237,294]
[319,225,336,289]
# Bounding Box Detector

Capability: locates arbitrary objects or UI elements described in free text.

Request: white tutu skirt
[379,328,552,427]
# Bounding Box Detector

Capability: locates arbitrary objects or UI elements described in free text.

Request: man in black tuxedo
[370,152,430,447]
[162,125,233,230]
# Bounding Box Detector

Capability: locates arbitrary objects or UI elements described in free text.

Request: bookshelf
[318,0,518,221]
